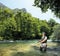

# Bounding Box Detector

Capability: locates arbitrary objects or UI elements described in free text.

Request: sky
[0,0,60,23]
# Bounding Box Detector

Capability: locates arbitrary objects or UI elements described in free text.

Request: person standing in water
[39,32,47,52]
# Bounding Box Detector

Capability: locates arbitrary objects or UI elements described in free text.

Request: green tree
[0,8,16,40]
[48,19,56,35]
[14,10,41,39]
[0,7,54,40]
[51,25,60,40]
[40,20,50,38]
[3,17,16,40]
[33,0,60,18]
[48,19,56,27]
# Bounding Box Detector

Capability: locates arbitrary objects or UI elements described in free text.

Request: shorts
[40,43,47,47]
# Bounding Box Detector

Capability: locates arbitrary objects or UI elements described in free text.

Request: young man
[39,32,47,52]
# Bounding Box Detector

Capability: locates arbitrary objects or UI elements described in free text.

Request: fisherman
[39,32,47,52]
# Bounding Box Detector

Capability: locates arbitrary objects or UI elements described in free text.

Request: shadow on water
[13,51,58,56]
[12,41,60,56]
[47,47,60,51]
[13,46,60,56]
[13,51,48,56]
[32,45,60,51]
[13,52,25,56]
[31,45,60,56]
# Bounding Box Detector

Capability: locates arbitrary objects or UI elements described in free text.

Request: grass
[0,40,60,56]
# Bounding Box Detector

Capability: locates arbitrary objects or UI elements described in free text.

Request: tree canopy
[33,0,60,18]
[51,24,60,40]
[0,3,59,40]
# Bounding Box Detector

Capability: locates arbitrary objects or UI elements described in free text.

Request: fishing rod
[30,40,40,46]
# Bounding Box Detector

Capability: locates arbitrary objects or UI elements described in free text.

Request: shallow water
[0,40,60,56]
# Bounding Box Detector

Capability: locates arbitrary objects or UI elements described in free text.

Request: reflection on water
[13,51,59,56]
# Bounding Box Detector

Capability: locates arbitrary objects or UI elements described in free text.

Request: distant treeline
[0,8,59,40]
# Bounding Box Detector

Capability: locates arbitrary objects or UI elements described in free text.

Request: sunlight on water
[0,40,60,56]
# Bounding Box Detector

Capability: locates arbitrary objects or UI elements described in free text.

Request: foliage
[48,19,57,35]
[40,20,50,38]
[48,19,56,27]
[51,24,60,40]
[33,0,60,18]
[0,7,59,40]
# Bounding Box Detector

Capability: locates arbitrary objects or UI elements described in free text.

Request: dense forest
[0,2,60,40]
